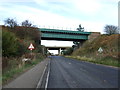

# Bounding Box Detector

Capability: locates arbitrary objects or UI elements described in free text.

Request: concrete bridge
[39,28,100,54]
[46,46,71,55]
[39,28,91,41]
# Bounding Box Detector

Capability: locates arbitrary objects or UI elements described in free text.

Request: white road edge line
[45,60,50,90]
[36,63,47,89]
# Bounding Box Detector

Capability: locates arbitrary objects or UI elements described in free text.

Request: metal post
[58,48,61,55]
[31,49,32,55]
[58,48,60,55]
[43,47,44,55]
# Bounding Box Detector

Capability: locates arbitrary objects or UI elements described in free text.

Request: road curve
[47,56,118,88]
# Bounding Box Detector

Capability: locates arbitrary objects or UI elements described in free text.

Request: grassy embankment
[2,54,45,85]
[66,34,119,67]
[2,26,46,85]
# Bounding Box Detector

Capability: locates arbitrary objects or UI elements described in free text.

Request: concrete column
[58,48,61,55]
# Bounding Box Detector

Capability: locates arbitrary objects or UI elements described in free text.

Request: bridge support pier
[58,48,61,55]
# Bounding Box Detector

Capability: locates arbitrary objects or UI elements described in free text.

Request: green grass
[65,56,119,67]
[0,74,2,86]
[2,56,44,84]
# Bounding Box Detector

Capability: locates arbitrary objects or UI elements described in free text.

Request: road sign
[98,47,103,53]
[28,43,34,50]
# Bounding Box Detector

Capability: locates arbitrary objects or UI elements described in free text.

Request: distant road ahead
[48,56,118,88]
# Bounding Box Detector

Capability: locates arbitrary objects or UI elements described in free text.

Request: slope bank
[69,34,119,67]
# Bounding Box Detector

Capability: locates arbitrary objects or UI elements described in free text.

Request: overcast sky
[0,0,119,54]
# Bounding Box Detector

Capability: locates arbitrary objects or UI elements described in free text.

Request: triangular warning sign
[98,47,103,53]
[28,43,34,50]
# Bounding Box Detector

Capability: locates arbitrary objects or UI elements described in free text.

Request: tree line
[2,18,42,58]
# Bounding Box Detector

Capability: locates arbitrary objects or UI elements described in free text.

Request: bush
[16,40,26,57]
[63,48,73,55]
[14,26,41,45]
[2,29,18,57]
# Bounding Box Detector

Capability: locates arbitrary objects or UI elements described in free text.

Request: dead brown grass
[72,34,119,60]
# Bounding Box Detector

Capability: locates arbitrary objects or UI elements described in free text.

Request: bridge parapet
[40,28,91,35]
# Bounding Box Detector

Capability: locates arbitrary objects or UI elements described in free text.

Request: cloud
[0,0,33,2]
[33,0,118,26]
[0,4,76,27]
[72,0,101,14]
[34,0,101,15]
[0,0,118,33]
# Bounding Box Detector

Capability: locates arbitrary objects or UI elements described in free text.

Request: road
[47,56,118,88]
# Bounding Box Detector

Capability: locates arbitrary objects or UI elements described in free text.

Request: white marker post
[98,47,103,53]
[28,43,35,55]
[98,47,103,60]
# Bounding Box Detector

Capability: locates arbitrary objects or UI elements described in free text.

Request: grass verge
[65,56,119,67]
[2,56,45,85]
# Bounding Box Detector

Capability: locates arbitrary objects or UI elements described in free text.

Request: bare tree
[21,20,32,27]
[77,24,84,32]
[104,25,118,35]
[4,18,18,28]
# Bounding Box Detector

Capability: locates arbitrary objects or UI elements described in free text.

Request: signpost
[28,43,35,55]
[98,47,103,60]
[28,43,35,50]
[98,47,103,53]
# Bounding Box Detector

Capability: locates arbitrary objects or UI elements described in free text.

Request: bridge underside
[47,46,71,55]
[46,47,70,50]
[41,37,85,41]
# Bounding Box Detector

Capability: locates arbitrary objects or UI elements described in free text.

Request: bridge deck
[39,28,91,41]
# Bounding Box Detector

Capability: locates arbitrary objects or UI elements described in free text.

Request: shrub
[2,29,18,57]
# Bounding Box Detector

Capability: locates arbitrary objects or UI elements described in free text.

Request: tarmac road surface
[48,56,119,88]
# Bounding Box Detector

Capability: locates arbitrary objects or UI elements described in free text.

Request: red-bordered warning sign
[28,43,35,50]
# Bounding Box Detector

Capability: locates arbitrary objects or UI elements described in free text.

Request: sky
[0,0,119,54]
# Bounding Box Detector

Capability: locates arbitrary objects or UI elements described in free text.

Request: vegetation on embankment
[2,53,45,85]
[2,20,47,84]
[67,34,119,67]
[66,55,119,67]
